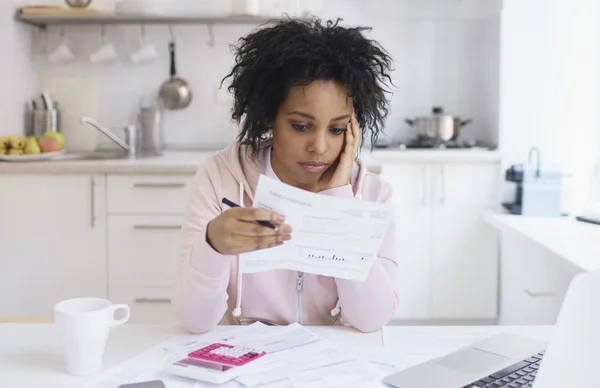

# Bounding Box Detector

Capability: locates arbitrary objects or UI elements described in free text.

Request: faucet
[81,117,137,158]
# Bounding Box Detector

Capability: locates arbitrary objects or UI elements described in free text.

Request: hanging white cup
[49,28,76,64]
[89,26,118,64]
[130,25,157,64]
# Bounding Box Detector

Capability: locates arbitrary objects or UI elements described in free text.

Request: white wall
[0,0,36,136]
[23,0,501,150]
[498,0,599,214]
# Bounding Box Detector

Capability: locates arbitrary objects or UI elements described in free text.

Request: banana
[7,149,23,155]
[1,135,27,152]
[0,147,6,155]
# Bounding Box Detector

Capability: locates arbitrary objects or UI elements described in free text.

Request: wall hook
[207,24,215,48]
[168,24,175,42]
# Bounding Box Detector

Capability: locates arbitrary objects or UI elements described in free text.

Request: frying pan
[159,41,192,110]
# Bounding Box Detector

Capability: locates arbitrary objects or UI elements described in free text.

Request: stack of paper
[79,323,404,388]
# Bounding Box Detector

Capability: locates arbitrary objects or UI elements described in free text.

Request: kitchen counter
[485,212,600,273]
[0,151,215,174]
[0,148,500,175]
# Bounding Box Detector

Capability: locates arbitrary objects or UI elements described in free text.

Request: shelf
[15,10,278,29]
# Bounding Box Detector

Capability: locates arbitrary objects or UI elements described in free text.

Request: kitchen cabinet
[379,160,500,321]
[107,215,183,324]
[106,174,193,323]
[499,231,576,325]
[0,174,107,319]
[106,174,193,215]
[379,163,432,320]
[430,163,499,319]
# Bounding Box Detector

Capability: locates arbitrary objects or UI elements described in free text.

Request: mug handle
[109,304,131,327]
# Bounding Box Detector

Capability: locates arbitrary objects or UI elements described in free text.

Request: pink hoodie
[173,141,398,333]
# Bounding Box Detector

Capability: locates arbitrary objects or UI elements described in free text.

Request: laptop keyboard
[463,351,545,388]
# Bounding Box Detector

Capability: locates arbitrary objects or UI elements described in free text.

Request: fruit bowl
[0,149,66,162]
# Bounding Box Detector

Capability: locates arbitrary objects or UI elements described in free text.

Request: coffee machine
[502,148,562,217]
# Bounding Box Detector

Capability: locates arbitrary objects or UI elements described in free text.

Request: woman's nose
[307,131,327,155]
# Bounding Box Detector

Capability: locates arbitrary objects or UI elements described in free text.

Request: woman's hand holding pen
[207,208,291,255]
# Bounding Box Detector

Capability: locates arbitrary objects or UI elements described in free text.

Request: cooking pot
[405,106,472,142]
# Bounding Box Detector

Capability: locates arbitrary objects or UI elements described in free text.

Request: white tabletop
[0,323,554,388]
[485,212,600,273]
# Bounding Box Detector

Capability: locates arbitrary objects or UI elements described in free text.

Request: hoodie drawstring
[232,182,245,318]
[330,300,341,317]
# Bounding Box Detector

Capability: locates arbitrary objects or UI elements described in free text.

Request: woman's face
[270,80,353,191]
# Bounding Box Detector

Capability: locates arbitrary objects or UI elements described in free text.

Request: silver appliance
[502,147,562,217]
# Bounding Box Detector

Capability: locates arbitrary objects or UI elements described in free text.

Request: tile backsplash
[24,0,500,150]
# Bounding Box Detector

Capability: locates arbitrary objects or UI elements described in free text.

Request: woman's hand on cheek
[318,113,360,191]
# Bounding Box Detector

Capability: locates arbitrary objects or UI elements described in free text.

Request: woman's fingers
[235,220,292,237]
[230,207,285,224]
[228,233,291,254]
[351,112,360,153]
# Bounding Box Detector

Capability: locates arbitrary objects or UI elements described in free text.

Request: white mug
[49,43,76,64]
[54,298,130,376]
[130,40,157,64]
[89,41,118,64]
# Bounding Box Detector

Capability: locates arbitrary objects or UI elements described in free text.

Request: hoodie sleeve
[319,181,399,333]
[172,158,233,334]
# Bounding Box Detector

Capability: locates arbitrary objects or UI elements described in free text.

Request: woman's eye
[330,127,347,136]
[291,123,310,132]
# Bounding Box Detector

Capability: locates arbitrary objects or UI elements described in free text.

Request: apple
[39,137,61,153]
[42,131,65,150]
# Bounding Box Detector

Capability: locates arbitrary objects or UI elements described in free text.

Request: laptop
[383,269,600,388]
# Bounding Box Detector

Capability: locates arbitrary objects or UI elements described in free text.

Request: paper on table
[229,323,400,388]
[79,322,394,388]
[241,175,393,281]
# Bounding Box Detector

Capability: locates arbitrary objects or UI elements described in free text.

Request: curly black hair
[221,17,394,154]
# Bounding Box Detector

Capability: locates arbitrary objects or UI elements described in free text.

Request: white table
[0,323,554,387]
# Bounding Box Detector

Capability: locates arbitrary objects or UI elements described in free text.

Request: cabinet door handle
[525,289,557,298]
[90,176,96,228]
[439,166,445,206]
[133,225,182,230]
[133,183,185,189]
[134,298,172,304]
[421,166,427,207]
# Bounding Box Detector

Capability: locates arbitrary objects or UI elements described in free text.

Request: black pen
[221,197,278,231]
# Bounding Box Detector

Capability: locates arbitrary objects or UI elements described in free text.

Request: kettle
[136,104,163,157]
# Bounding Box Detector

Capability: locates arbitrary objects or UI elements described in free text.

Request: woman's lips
[299,161,328,173]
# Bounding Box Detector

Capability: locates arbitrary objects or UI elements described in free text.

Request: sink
[56,151,129,161]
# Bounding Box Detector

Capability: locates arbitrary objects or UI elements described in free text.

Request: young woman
[173,18,397,333]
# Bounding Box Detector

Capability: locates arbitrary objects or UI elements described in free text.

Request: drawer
[108,215,182,288]
[500,232,576,325]
[109,286,177,324]
[107,174,193,214]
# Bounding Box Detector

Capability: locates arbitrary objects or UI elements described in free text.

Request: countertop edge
[484,212,591,273]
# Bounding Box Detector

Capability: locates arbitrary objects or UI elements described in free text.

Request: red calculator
[188,343,266,367]
[164,343,267,384]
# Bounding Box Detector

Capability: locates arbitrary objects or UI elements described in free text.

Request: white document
[232,324,394,388]
[78,323,399,388]
[79,322,395,388]
[241,175,393,281]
